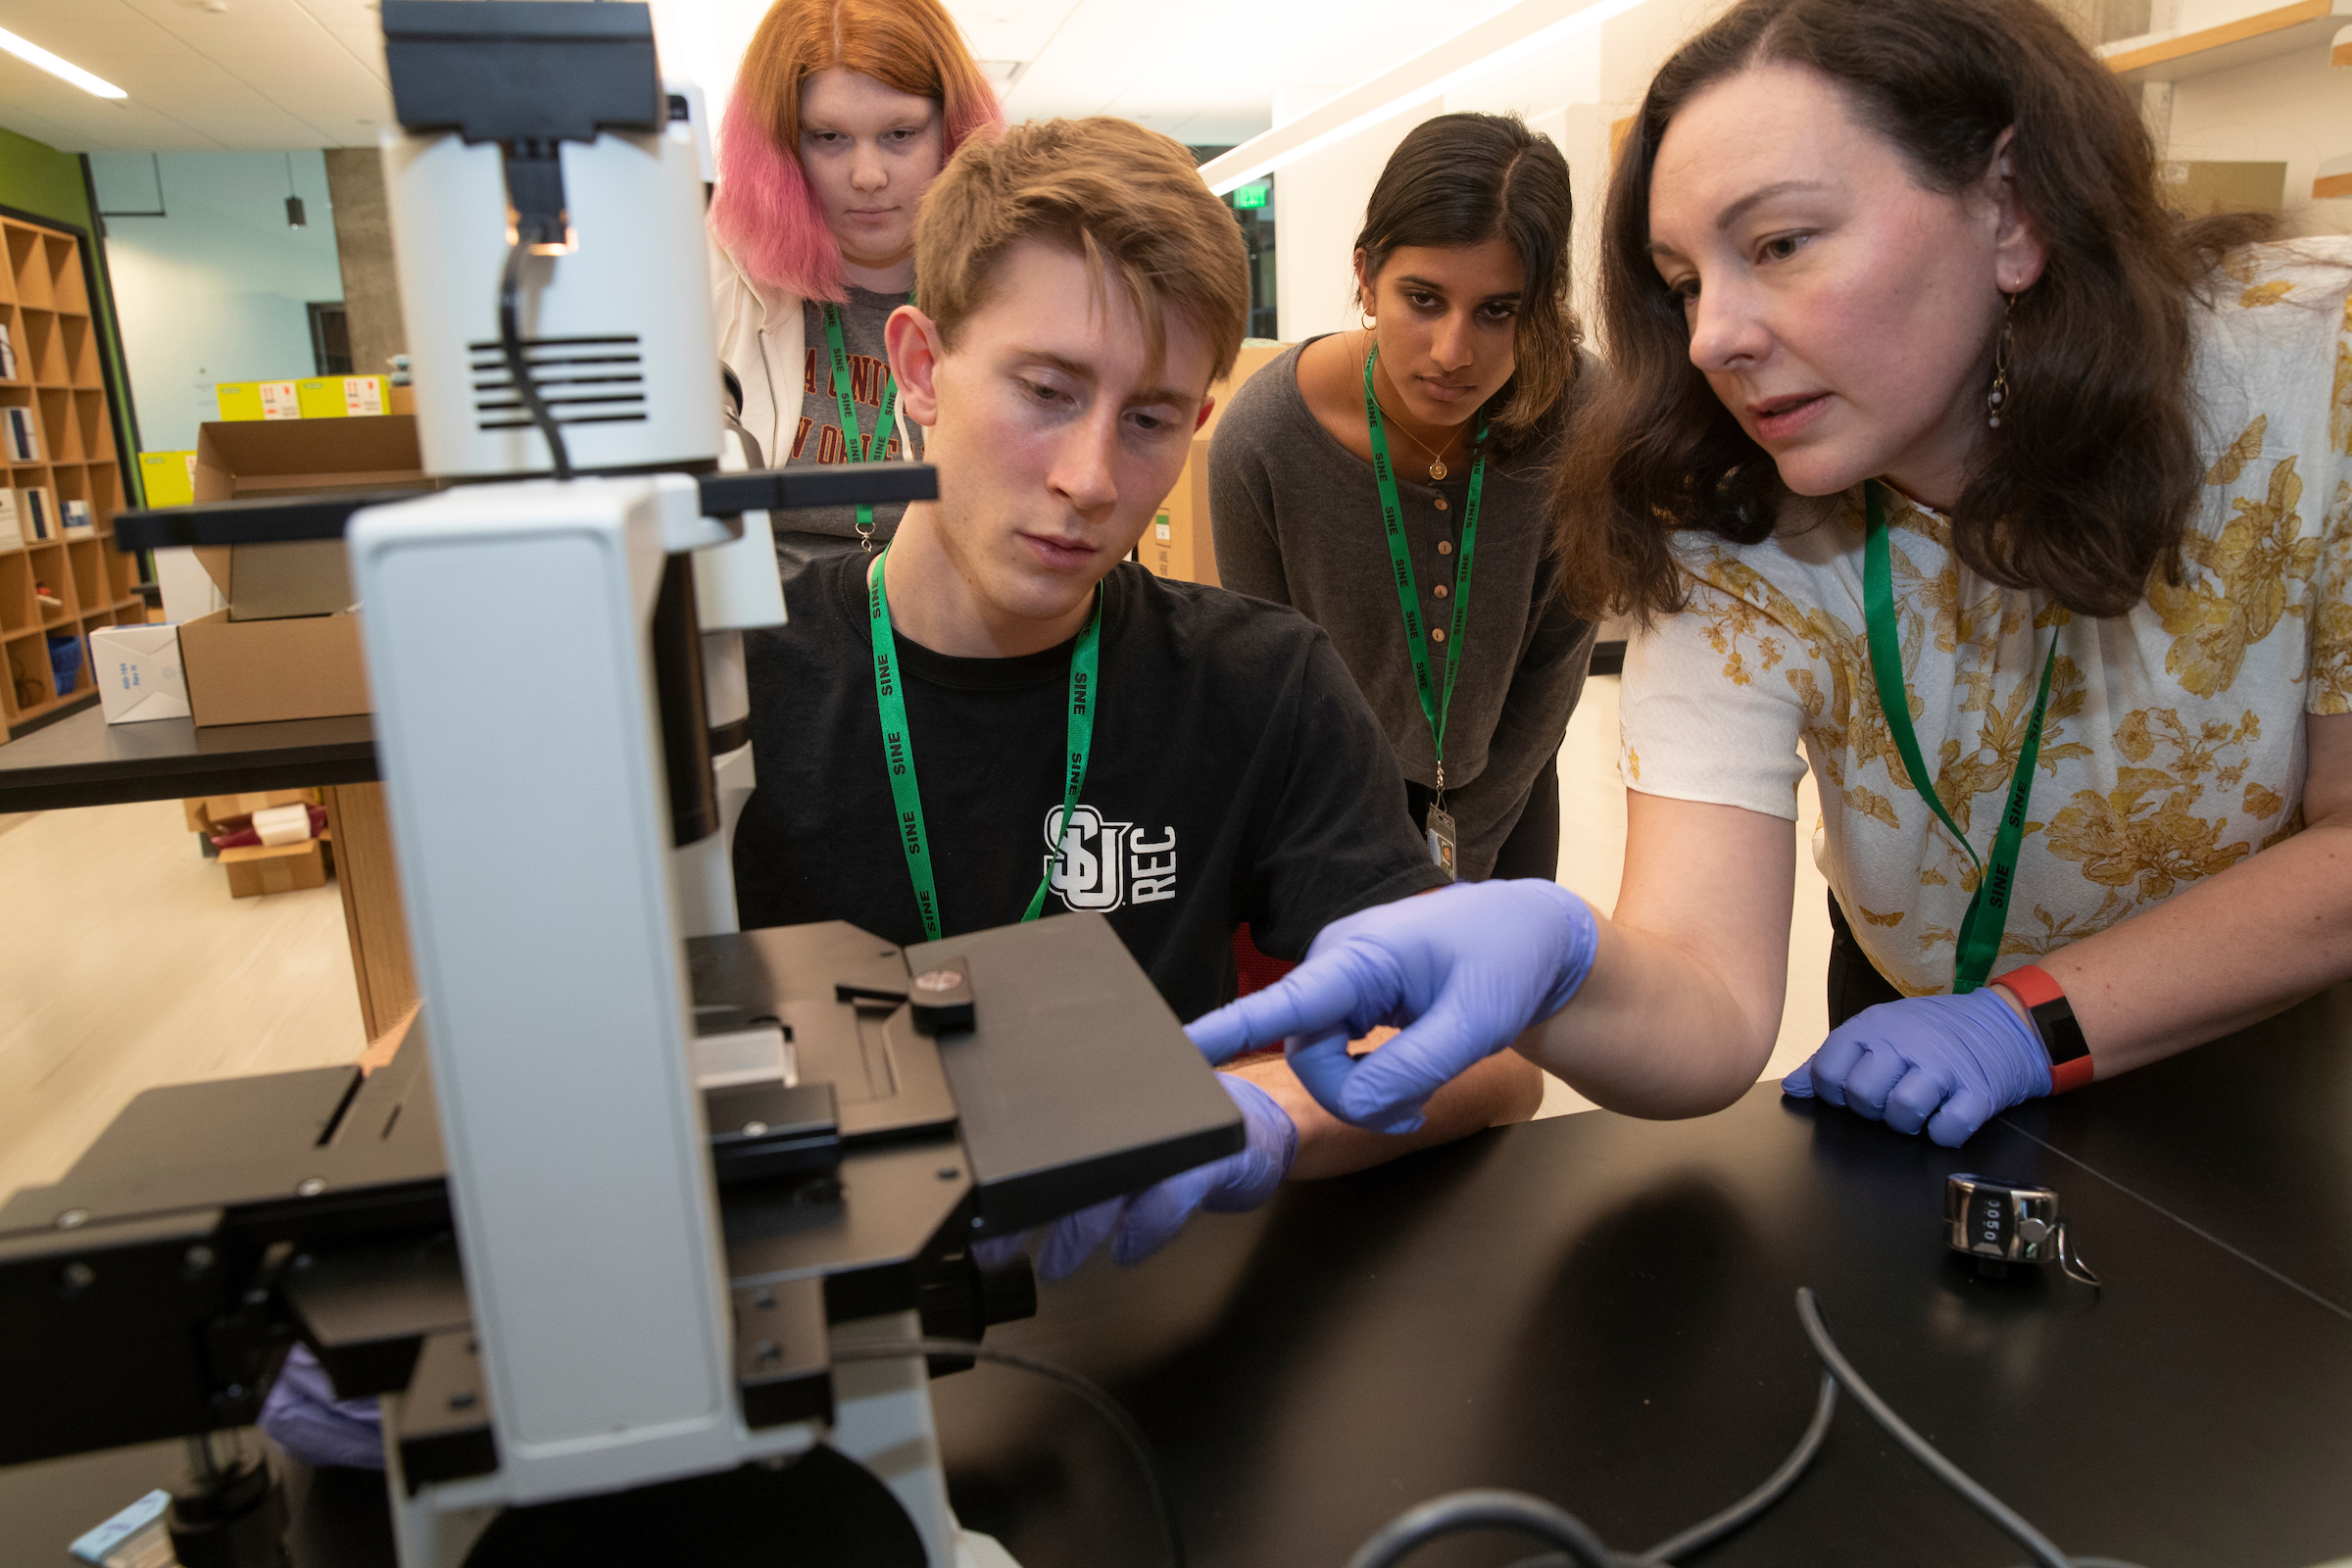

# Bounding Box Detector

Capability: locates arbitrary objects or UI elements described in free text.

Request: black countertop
[0,707,375,812]
[940,988,2352,1568]
[4,991,2345,1568]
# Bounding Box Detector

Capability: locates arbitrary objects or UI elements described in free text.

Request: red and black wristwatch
[1992,964,2094,1093]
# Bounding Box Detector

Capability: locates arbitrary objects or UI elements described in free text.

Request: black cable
[498,236,571,480]
[1794,1288,2096,1568]
[1343,1490,1618,1568]
[828,1337,1184,1568]
[1637,1368,1838,1563]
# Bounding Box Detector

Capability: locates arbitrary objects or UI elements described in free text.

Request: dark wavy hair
[1356,112,1581,456]
[1554,0,2274,621]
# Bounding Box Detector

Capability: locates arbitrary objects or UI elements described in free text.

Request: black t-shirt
[733,556,1447,1024]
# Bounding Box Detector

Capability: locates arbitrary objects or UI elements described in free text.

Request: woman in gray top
[1209,112,1597,881]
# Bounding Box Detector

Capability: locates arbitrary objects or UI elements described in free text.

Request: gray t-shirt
[776,286,922,577]
[1207,340,1598,880]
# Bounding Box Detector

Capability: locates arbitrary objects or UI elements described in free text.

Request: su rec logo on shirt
[1042,806,1177,913]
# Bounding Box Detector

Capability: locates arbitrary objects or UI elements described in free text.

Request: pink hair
[711,92,856,303]
[709,0,1005,304]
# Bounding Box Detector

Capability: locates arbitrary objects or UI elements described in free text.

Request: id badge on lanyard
[1364,346,1483,877]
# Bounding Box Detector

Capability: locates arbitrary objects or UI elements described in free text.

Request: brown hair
[710,0,1002,301]
[1356,112,1581,455]
[1555,0,2275,622]
[915,118,1251,386]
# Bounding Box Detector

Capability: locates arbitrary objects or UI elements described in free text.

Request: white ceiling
[0,0,1529,155]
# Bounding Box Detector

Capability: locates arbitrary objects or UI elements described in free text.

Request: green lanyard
[866,548,1102,942]
[1363,346,1485,796]
[1862,479,2058,993]
[822,303,904,547]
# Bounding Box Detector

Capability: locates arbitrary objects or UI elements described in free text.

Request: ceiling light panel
[0,23,128,96]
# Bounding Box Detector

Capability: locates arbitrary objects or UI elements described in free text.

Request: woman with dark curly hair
[1188,0,2352,1152]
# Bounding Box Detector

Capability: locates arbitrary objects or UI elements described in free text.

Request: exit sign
[1231,182,1269,210]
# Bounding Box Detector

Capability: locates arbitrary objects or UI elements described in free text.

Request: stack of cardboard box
[174,415,431,725]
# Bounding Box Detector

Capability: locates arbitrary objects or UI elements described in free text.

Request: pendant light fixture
[284,152,307,228]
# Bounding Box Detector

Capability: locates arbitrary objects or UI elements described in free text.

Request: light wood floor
[0,674,1832,1200]
[0,797,366,1200]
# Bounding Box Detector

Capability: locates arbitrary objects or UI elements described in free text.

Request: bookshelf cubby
[1,212,142,735]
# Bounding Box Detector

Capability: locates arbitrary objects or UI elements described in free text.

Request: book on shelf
[0,320,16,380]
[4,406,39,463]
[62,498,93,537]
[0,488,19,550]
[18,486,54,541]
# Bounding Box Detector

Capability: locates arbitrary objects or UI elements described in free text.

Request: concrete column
[323,148,409,376]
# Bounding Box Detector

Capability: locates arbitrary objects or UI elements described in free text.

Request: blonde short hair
[915,118,1250,387]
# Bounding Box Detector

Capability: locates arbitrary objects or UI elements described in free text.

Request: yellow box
[295,375,387,418]
[138,450,197,509]
[216,380,301,421]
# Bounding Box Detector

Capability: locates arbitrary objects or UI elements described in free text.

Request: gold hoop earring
[1985,292,2016,430]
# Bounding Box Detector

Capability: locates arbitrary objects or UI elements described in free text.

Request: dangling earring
[1985,293,2016,429]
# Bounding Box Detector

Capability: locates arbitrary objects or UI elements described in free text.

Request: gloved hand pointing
[1783,989,2049,1147]
[1185,880,1598,1135]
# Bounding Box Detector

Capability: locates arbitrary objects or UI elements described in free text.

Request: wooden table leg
[320,782,418,1042]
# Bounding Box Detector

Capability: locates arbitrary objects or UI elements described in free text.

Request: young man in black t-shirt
[732,118,1542,1277]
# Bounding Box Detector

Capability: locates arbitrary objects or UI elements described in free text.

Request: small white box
[90,622,190,724]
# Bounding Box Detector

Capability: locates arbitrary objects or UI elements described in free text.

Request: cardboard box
[216,380,302,421]
[220,838,328,898]
[296,375,387,418]
[190,413,427,628]
[184,788,317,835]
[195,538,352,622]
[2159,160,2285,215]
[139,450,197,509]
[194,416,425,504]
[219,376,391,421]
[173,416,416,722]
[91,622,190,724]
[1140,341,1293,587]
[177,606,368,726]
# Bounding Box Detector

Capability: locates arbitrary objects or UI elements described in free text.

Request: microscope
[0,6,1241,1564]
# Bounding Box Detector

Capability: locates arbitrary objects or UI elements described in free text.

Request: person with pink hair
[709,0,1001,573]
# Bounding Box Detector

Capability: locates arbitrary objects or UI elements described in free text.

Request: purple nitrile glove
[1006,1075,1297,1283]
[1783,989,2050,1148]
[1184,880,1597,1136]
[259,1343,385,1471]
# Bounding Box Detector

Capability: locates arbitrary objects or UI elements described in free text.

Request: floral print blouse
[1619,240,2352,996]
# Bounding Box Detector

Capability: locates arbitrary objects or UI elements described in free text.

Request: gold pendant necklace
[1365,346,1458,480]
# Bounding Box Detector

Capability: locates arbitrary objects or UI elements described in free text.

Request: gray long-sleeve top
[1208,340,1597,880]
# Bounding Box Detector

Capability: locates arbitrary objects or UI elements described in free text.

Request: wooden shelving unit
[1,213,142,739]
[2100,0,2352,82]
